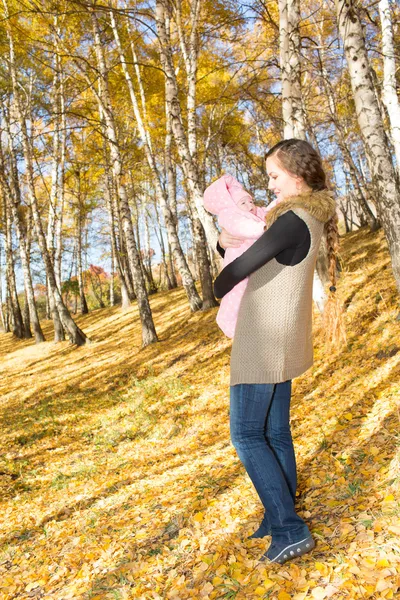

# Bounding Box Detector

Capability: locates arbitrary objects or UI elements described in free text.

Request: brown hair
[266,139,345,345]
[265,138,338,291]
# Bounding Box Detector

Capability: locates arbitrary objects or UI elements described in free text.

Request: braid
[323,213,346,346]
[324,213,340,292]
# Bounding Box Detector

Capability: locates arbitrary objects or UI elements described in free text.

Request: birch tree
[379,0,400,175]
[154,0,220,251]
[336,0,400,294]
[278,0,306,139]
[89,4,158,346]
[0,136,45,342]
[2,0,89,345]
[108,5,202,311]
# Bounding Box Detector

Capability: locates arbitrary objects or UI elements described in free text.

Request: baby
[204,174,278,338]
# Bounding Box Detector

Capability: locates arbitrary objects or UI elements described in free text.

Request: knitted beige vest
[230,190,336,385]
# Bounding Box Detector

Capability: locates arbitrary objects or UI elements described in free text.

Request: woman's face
[265,155,306,201]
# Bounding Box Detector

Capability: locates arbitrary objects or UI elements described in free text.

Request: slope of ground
[0,227,399,600]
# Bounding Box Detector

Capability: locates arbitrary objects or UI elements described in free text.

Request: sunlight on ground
[0,227,400,599]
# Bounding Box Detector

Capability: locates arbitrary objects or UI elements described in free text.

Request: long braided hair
[265,139,344,344]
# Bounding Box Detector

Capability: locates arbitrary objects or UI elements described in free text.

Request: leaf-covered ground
[1,227,400,600]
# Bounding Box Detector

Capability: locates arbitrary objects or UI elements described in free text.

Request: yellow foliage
[0,227,399,599]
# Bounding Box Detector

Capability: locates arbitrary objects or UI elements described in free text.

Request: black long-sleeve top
[214,210,311,299]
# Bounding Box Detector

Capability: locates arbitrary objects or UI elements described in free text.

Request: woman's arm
[213,211,309,298]
[216,228,243,258]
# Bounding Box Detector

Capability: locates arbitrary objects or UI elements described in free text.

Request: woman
[213,139,338,565]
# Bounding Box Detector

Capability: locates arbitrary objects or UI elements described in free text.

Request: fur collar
[264,189,337,228]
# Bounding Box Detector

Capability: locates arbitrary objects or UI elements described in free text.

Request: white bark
[155,0,220,251]
[3,0,89,345]
[379,0,400,175]
[278,0,306,139]
[90,8,158,346]
[55,59,66,291]
[0,142,45,342]
[336,0,400,293]
[109,7,202,311]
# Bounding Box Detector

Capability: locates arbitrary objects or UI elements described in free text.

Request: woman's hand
[219,228,243,249]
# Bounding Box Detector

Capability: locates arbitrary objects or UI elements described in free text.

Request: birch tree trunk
[110,237,115,307]
[0,148,45,342]
[90,6,158,346]
[55,63,66,291]
[109,7,201,310]
[0,240,5,332]
[336,0,400,294]
[315,20,379,231]
[3,0,89,345]
[103,163,131,310]
[155,0,220,251]
[379,0,400,176]
[1,179,24,338]
[278,0,306,139]
[153,201,173,290]
[75,170,89,315]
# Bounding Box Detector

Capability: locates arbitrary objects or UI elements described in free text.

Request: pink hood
[203,174,253,215]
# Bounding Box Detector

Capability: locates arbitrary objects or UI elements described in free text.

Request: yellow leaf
[370,447,379,456]
[212,577,224,586]
[388,525,400,535]
[193,512,204,521]
[254,587,268,596]
[383,495,395,503]
[312,588,328,600]
[375,578,390,592]
[315,562,329,576]
[25,583,40,593]
[343,413,353,421]
[327,499,340,507]
[278,592,292,600]
[201,582,214,594]
[377,559,390,568]
[263,579,275,590]
[215,565,227,576]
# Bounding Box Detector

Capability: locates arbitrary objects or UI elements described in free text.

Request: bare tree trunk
[336,0,400,294]
[379,0,400,177]
[2,189,24,339]
[55,62,66,291]
[1,102,45,342]
[167,240,178,289]
[75,169,89,315]
[144,207,157,294]
[153,202,173,290]
[90,6,157,346]
[155,0,220,252]
[314,21,379,231]
[110,236,115,307]
[103,158,131,310]
[3,0,89,345]
[0,238,5,332]
[0,150,45,343]
[278,0,306,139]
[192,218,217,309]
[109,6,201,311]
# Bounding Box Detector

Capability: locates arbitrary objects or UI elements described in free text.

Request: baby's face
[237,196,256,214]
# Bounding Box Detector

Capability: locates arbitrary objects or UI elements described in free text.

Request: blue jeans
[230,382,311,544]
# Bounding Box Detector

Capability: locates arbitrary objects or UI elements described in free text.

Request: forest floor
[0,226,400,600]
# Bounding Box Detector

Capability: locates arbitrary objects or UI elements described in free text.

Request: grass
[0,226,399,599]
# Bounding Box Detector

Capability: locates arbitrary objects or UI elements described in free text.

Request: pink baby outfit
[204,174,278,338]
